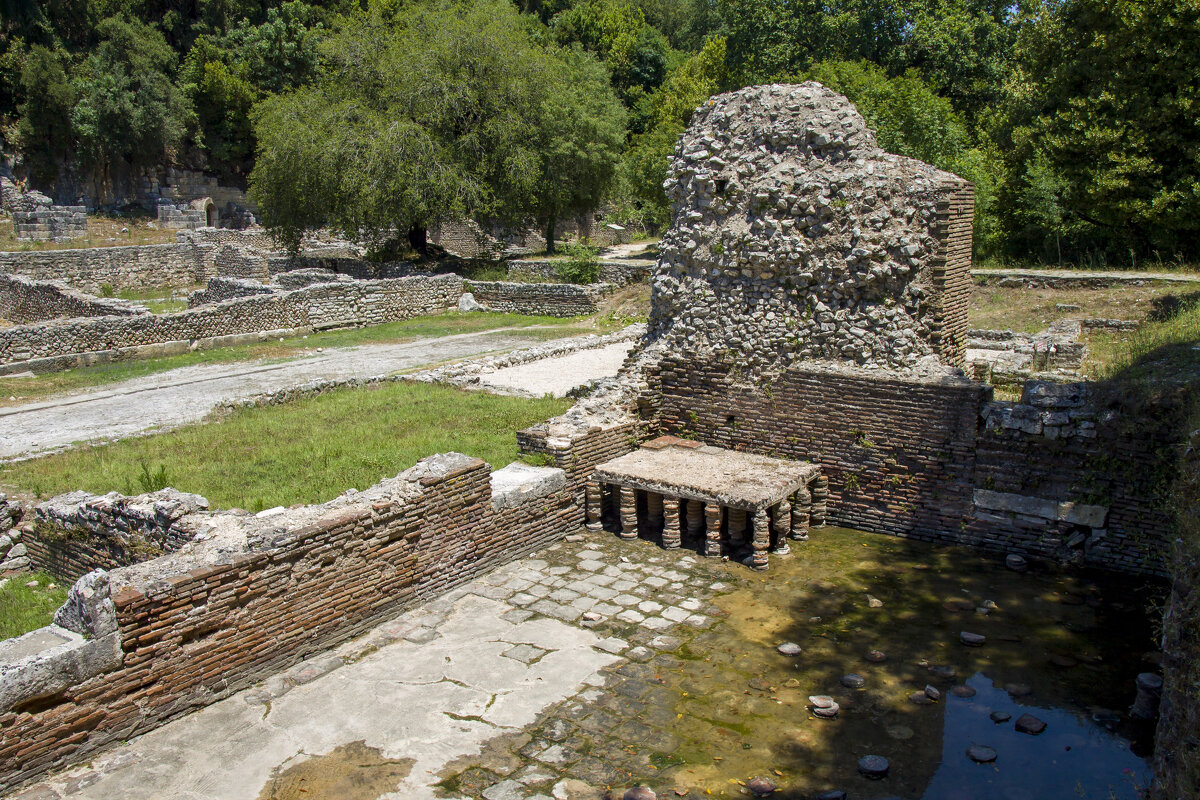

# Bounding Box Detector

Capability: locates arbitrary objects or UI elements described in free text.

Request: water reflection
[922,672,1151,800]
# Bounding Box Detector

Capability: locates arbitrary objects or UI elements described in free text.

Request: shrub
[555,239,601,284]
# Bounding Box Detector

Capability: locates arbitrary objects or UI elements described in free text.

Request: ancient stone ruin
[650,82,973,373]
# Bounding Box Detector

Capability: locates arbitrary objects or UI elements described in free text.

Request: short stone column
[585,480,603,532]
[704,504,722,557]
[662,496,682,549]
[647,492,665,530]
[727,508,748,550]
[618,486,638,539]
[685,500,704,537]
[810,476,829,527]
[771,501,791,554]
[751,508,770,571]
[1131,673,1163,720]
[790,501,811,541]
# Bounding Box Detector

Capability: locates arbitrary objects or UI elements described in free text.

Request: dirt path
[0,329,569,461]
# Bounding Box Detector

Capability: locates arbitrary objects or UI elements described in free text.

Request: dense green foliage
[0,0,1196,263]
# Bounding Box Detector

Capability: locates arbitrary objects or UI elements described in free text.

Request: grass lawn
[0,311,614,408]
[0,381,572,512]
[0,572,69,640]
[968,281,1191,333]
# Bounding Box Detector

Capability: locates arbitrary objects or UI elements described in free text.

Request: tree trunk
[544,214,557,255]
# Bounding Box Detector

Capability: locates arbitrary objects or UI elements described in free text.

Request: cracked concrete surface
[19,590,619,800]
[0,330,548,461]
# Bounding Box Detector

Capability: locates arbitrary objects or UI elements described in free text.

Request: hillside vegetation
[0,0,1197,265]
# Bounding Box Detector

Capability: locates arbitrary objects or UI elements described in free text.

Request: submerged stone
[990,711,1012,723]
[815,792,847,800]
[840,673,866,689]
[929,665,957,679]
[1015,713,1047,735]
[924,684,941,701]
[865,649,887,663]
[747,777,777,796]
[951,685,977,698]
[624,786,656,800]
[777,642,802,656]
[967,745,998,763]
[960,631,986,647]
[857,755,890,778]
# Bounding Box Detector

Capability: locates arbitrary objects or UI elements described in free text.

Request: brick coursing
[0,457,578,793]
[653,357,1172,576]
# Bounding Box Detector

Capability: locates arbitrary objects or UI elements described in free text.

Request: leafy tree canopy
[250,0,625,254]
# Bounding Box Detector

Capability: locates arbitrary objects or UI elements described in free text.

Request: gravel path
[477,340,635,397]
[0,329,549,461]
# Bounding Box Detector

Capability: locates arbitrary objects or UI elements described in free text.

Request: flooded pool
[438,526,1163,800]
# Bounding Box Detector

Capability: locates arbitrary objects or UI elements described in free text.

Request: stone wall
[467,280,612,317]
[13,205,88,243]
[651,356,1172,575]
[0,454,577,793]
[0,243,213,293]
[0,274,464,373]
[971,381,1181,575]
[506,259,652,287]
[648,82,974,373]
[25,490,210,581]
[0,274,144,324]
[186,276,276,307]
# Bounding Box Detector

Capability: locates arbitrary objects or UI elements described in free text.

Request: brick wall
[928,189,974,368]
[653,357,1173,575]
[0,455,578,793]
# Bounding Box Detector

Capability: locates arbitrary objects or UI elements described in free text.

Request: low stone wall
[186,276,276,307]
[652,356,1174,575]
[0,243,213,293]
[506,259,651,287]
[0,274,144,324]
[270,256,420,280]
[467,280,611,317]
[0,273,464,374]
[0,454,576,793]
[13,205,87,243]
[25,489,211,581]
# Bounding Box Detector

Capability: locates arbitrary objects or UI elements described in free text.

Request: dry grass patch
[0,212,180,252]
[969,281,1188,333]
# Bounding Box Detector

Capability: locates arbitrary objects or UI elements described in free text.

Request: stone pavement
[10,531,731,800]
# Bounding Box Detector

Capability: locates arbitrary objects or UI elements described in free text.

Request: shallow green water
[651,527,1162,799]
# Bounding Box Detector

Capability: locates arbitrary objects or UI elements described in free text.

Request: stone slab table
[586,436,824,570]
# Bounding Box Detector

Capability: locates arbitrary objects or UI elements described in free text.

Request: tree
[619,34,727,225]
[529,48,627,252]
[997,0,1200,262]
[69,16,193,192]
[181,1,324,178]
[250,0,625,255]
[551,0,677,103]
[15,45,75,185]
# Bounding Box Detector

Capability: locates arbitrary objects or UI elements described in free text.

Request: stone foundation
[0,274,145,324]
[466,280,612,317]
